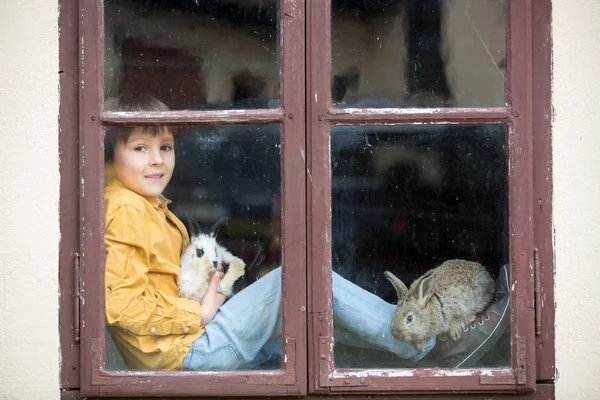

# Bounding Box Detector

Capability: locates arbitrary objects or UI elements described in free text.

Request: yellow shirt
[104,179,204,370]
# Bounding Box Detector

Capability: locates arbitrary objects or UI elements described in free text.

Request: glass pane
[331,124,510,369]
[104,121,282,371]
[331,0,506,107]
[104,0,279,110]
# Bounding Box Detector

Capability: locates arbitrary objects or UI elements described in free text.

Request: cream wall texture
[1,0,600,399]
[0,1,60,400]
[552,0,600,399]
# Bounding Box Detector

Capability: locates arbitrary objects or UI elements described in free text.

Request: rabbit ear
[384,271,409,300]
[210,217,230,237]
[416,273,436,306]
[185,213,200,238]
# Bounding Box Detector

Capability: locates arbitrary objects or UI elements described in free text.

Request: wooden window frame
[59,0,555,398]
[306,0,553,395]
[63,0,307,397]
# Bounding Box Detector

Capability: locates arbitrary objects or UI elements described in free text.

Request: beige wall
[1,0,599,398]
[0,1,60,399]
[553,0,600,399]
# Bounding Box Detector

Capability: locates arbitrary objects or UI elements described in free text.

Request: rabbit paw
[412,339,429,353]
[217,257,246,298]
[449,325,463,341]
[466,314,477,324]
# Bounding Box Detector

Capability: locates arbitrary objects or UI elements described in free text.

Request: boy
[104,94,224,370]
[105,94,509,371]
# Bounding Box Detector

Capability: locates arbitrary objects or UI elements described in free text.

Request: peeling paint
[331,367,501,378]
[80,36,85,89]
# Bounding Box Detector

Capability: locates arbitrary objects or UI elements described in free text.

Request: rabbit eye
[196,249,204,258]
[406,315,413,324]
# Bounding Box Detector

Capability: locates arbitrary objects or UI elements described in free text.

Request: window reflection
[331,124,510,368]
[166,124,282,279]
[332,0,506,107]
[104,0,279,110]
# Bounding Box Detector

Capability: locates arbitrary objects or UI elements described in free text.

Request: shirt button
[150,327,156,333]
[184,326,189,333]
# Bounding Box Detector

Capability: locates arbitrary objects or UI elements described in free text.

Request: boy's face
[113,128,175,199]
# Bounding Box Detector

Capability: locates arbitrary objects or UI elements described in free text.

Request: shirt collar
[158,195,172,209]
[105,174,170,209]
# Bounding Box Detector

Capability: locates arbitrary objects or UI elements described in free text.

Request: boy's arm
[105,205,203,336]
[200,270,227,324]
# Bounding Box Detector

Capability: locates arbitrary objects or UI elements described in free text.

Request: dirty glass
[331,0,506,108]
[331,124,510,369]
[104,124,282,371]
[104,0,279,110]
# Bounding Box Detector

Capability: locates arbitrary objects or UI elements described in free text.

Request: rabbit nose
[390,326,404,339]
[213,261,218,269]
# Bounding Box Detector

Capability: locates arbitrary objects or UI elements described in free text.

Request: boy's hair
[104,93,175,163]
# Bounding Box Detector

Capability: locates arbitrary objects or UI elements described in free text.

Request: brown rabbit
[384,260,495,352]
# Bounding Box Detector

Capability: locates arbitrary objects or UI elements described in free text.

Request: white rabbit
[178,220,246,302]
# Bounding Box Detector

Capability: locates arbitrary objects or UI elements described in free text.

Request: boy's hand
[199,269,227,326]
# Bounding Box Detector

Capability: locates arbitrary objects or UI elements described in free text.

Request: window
[59,0,555,397]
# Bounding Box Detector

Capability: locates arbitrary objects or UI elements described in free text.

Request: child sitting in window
[104,93,509,371]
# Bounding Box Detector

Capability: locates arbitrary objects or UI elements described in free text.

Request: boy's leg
[182,267,282,371]
[183,265,509,369]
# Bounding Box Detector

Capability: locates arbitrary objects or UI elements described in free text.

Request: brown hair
[104,93,175,163]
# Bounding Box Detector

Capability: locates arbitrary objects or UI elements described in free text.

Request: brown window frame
[65,0,307,397]
[305,0,553,394]
[59,0,555,398]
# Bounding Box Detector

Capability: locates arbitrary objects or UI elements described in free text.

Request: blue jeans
[182,267,435,370]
